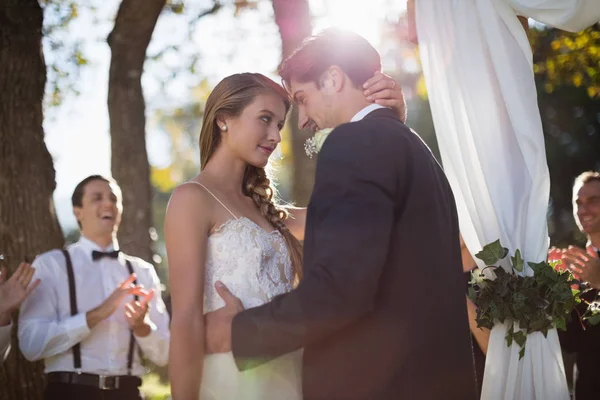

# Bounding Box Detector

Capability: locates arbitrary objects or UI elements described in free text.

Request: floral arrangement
[468,240,581,358]
[304,129,332,158]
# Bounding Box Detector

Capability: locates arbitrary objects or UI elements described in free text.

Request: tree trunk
[108,0,166,262]
[272,0,315,206]
[0,1,64,398]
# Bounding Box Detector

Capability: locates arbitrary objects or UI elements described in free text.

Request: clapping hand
[204,281,244,354]
[86,274,149,329]
[100,274,147,317]
[125,288,155,337]
[563,246,600,289]
[0,263,40,325]
[548,247,571,273]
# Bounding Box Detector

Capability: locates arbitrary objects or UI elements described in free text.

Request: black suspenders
[124,259,138,375]
[62,249,138,375]
[62,249,82,371]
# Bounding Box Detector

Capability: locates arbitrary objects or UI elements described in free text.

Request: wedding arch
[414,0,600,399]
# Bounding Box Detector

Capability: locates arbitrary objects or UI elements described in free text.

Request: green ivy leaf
[530,317,549,332]
[505,324,514,347]
[528,261,546,275]
[478,317,495,330]
[475,240,509,265]
[511,249,524,273]
[468,286,477,303]
[513,330,527,348]
[532,297,550,310]
[555,316,567,331]
[548,259,562,269]
[471,241,584,357]
[585,314,600,326]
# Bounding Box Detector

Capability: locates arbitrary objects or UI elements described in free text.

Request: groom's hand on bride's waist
[204,281,244,354]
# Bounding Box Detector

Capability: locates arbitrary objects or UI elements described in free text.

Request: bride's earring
[221,125,228,132]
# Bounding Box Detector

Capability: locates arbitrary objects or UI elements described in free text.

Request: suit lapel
[301,107,401,271]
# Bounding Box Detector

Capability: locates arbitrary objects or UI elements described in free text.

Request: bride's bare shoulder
[166,180,216,223]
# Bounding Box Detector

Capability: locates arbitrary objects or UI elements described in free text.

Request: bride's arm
[461,235,490,355]
[466,297,489,355]
[165,184,213,400]
[362,72,407,123]
[285,207,307,241]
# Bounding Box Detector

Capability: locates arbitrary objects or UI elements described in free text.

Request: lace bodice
[203,217,294,313]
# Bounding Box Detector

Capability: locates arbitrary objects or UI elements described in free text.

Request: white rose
[304,128,333,158]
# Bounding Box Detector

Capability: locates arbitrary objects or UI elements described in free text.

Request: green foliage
[475,239,508,265]
[41,1,89,107]
[64,229,81,245]
[141,372,171,400]
[468,240,581,359]
[580,297,600,325]
[530,24,600,98]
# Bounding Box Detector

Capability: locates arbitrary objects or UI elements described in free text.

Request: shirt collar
[350,104,387,122]
[78,235,119,261]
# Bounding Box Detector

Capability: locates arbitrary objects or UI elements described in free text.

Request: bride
[165,71,404,399]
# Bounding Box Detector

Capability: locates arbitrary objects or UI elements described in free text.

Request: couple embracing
[166,28,477,400]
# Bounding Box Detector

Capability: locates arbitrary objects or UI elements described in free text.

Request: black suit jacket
[232,108,478,400]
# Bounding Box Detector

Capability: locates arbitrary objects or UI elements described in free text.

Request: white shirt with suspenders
[18,236,170,389]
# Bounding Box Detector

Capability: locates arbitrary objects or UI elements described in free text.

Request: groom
[205,28,477,399]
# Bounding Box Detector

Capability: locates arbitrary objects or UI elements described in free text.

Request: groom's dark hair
[279,28,381,92]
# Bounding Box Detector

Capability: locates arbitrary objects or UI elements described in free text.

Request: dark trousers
[44,382,143,400]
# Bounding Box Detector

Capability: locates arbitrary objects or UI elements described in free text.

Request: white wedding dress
[192,183,303,400]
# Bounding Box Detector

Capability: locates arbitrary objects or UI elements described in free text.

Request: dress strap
[182,181,238,220]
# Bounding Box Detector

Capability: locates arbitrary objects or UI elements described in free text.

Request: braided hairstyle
[199,73,303,281]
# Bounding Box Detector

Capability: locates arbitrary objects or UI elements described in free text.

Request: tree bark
[0,1,64,398]
[272,0,315,206]
[108,0,166,262]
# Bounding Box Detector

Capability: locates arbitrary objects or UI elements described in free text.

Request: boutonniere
[304,128,332,158]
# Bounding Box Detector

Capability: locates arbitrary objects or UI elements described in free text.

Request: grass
[141,372,172,400]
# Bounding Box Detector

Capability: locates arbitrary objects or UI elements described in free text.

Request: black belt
[47,372,142,390]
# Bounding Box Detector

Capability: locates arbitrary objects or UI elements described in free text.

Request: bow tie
[92,250,120,261]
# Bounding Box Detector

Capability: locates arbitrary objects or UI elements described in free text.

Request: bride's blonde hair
[199,73,303,281]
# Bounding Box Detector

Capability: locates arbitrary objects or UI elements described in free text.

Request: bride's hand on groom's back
[204,281,245,354]
[363,71,407,123]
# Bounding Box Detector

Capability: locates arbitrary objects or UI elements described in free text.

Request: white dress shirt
[18,236,170,376]
[350,103,386,122]
[0,323,10,363]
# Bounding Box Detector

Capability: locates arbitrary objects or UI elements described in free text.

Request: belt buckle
[98,375,119,390]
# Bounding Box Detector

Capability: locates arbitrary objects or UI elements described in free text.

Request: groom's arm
[232,122,407,371]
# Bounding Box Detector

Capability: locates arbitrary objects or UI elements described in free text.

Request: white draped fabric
[415,0,600,399]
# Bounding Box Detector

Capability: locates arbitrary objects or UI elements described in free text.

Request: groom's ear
[325,65,345,93]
